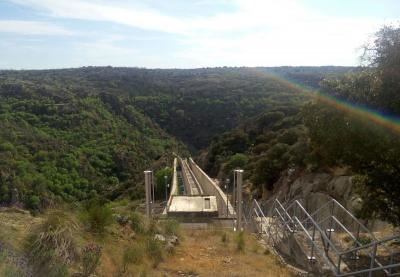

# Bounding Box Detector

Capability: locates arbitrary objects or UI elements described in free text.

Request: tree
[303,25,400,226]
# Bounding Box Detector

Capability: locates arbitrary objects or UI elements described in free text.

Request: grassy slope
[0,207,294,277]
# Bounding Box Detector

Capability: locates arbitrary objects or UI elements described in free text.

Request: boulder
[154,234,166,242]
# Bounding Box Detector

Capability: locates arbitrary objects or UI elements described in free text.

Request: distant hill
[0,66,352,210]
[258,66,357,89]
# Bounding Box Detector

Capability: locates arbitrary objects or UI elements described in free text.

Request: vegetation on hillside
[0,66,318,210]
[0,77,185,211]
[203,25,400,226]
[303,25,400,225]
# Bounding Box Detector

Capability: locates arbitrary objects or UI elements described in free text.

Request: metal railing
[247,198,400,276]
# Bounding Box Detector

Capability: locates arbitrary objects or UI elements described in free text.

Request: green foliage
[302,25,400,226]
[154,167,173,200]
[224,153,248,174]
[205,107,309,192]
[236,231,245,252]
[146,237,164,268]
[26,195,41,211]
[122,244,144,272]
[130,211,145,234]
[3,265,25,277]
[162,219,181,237]
[81,243,102,277]
[82,203,114,234]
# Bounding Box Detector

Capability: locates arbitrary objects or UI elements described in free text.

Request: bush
[146,238,164,268]
[147,219,161,235]
[130,211,145,234]
[81,243,102,277]
[236,231,245,252]
[3,265,25,277]
[155,167,173,200]
[223,153,248,174]
[27,211,78,276]
[162,219,180,237]
[122,244,144,272]
[221,232,229,244]
[83,203,113,234]
[26,195,41,211]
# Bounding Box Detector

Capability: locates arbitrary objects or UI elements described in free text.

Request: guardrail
[248,198,400,276]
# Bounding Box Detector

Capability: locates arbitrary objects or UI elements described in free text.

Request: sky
[0,0,399,69]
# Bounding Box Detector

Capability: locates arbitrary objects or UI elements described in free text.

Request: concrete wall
[188,158,235,217]
[164,158,178,214]
[170,158,178,196]
[179,158,193,195]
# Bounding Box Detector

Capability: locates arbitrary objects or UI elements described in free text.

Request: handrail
[292,216,338,272]
[339,234,400,256]
[293,200,341,255]
[330,198,373,236]
[250,198,400,277]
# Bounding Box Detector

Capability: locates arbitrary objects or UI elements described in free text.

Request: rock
[114,214,129,225]
[154,234,166,242]
[167,235,179,246]
[222,256,232,263]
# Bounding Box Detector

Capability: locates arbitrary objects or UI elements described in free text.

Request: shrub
[130,211,145,234]
[122,244,144,272]
[81,243,102,277]
[83,204,113,234]
[221,232,229,244]
[26,195,41,211]
[146,238,164,267]
[27,211,78,276]
[223,153,248,174]
[3,265,25,277]
[162,219,180,237]
[147,219,161,235]
[236,231,245,252]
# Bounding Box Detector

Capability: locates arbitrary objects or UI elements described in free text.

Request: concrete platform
[167,195,218,217]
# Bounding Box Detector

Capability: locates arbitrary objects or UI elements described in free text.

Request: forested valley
[0,26,399,227]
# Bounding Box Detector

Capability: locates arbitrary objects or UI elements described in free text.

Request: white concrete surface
[168,195,217,213]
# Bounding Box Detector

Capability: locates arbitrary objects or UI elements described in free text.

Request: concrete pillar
[235,169,243,231]
[144,170,153,218]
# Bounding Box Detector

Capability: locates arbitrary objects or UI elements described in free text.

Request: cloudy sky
[0,0,398,69]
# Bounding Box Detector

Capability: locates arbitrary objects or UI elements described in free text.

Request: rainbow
[250,68,400,134]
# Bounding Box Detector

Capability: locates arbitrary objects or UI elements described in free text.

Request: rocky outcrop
[271,169,355,211]
[268,168,389,231]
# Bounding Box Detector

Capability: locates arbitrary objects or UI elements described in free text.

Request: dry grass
[0,207,296,277]
[156,228,295,277]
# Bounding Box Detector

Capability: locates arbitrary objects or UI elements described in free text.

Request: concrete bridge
[145,157,242,227]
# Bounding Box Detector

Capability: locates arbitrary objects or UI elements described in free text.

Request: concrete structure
[155,156,239,226]
[167,195,218,217]
[187,158,235,217]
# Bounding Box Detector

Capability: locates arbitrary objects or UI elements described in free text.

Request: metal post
[164,175,168,202]
[235,169,243,231]
[369,242,377,277]
[144,170,152,218]
[309,225,316,262]
[233,172,237,210]
[326,200,335,253]
[226,178,230,217]
[151,171,155,215]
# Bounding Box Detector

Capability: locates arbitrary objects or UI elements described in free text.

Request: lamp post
[164,175,168,202]
[234,169,243,231]
[226,178,230,217]
[144,170,153,218]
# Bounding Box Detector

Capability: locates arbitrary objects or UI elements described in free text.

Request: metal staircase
[246,198,400,276]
